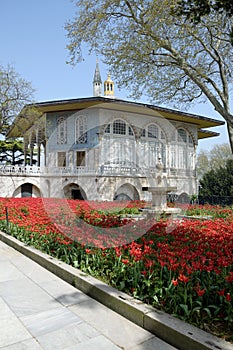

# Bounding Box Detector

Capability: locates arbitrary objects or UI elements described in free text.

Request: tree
[0,64,35,135]
[176,0,233,20]
[196,149,210,179]
[175,1,233,44]
[209,143,233,169]
[0,140,24,165]
[0,140,37,165]
[65,0,233,152]
[199,158,233,196]
[197,143,232,178]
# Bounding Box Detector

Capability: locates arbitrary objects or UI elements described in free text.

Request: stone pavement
[0,240,177,350]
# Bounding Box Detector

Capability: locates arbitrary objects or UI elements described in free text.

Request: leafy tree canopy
[199,158,233,196]
[197,143,232,178]
[0,140,24,165]
[0,64,35,135]
[65,0,233,152]
[176,0,233,44]
[0,139,36,165]
[176,0,233,21]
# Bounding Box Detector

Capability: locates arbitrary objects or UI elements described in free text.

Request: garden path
[0,240,177,350]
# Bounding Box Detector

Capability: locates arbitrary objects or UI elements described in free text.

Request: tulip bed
[0,197,232,341]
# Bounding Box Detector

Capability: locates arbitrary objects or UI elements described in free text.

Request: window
[188,134,193,145]
[76,116,87,144]
[58,152,66,167]
[142,124,162,139]
[140,124,167,166]
[161,131,165,139]
[113,119,126,135]
[128,126,134,136]
[105,124,111,133]
[178,128,187,143]
[148,124,158,138]
[76,151,86,166]
[21,183,32,197]
[141,129,146,137]
[104,119,134,137]
[170,128,194,169]
[57,117,67,144]
[101,119,136,166]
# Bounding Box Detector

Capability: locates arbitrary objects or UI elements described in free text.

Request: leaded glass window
[140,124,167,167]
[113,119,126,135]
[76,116,87,144]
[57,152,66,167]
[128,126,134,136]
[170,128,194,169]
[105,124,111,133]
[76,151,86,166]
[57,117,67,144]
[178,128,187,143]
[141,129,146,137]
[148,124,158,138]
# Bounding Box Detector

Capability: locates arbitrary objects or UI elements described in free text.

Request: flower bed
[0,197,232,342]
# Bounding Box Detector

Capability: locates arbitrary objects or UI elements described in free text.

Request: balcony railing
[0,164,41,175]
[0,164,196,178]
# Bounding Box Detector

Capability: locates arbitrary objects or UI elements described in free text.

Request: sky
[0,0,229,152]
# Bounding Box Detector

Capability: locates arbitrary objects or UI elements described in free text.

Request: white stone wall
[0,169,197,201]
[1,104,198,200]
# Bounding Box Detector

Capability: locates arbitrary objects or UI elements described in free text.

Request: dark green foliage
[176,0,233,43]
[199,159,233,196]
[0,139,30,165]
[176,0,233,20]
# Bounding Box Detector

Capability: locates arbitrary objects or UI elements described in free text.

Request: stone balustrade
[0,164,195,177]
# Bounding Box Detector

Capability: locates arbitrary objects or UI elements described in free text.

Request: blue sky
[0,0,229,151]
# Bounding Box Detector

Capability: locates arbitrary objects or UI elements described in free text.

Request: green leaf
[180,304,189,317]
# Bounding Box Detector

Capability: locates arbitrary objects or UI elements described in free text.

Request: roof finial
[104,73,115,98]
[93,58,102,97]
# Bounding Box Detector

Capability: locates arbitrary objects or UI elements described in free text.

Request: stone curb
[0,231,232,350]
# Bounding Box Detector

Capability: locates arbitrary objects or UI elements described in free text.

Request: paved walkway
[0,240,178,350]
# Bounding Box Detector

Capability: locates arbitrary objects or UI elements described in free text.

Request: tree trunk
[227,122,233,154]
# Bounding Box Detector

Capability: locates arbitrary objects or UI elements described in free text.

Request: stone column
[36,129,41,166]
[23,138,29,165]
[29,140,34,166]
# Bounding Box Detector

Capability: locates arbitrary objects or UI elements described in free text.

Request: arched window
[57,116,67,144]
[76,116,87,144]
[148,124,158,138]
[113,119,126,135]
[140,123,167,167]
[178,128,187,143]
[171,128,194,169]
[101,119,136,166]
[104,119,135,137]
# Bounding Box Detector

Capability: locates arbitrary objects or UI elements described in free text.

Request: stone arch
[177,192,190,204]
[102,117,136,138]
[114,183,140,201]
[63,183,87,200]
[140,121,167,141]
[12,182,42,198]
[175,125,196,146]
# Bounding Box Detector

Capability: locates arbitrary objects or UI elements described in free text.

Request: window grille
[58,152,66,167]
[128,126,134,136]
[57,117,67,144]
[76,116,87,143]
[113,120,126,135]
[148,124,158,138]
[104,124,111,133]
[141,129,146,137]
[178,128,187,143]
[188,134,193,145]
[76,151,86,166]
